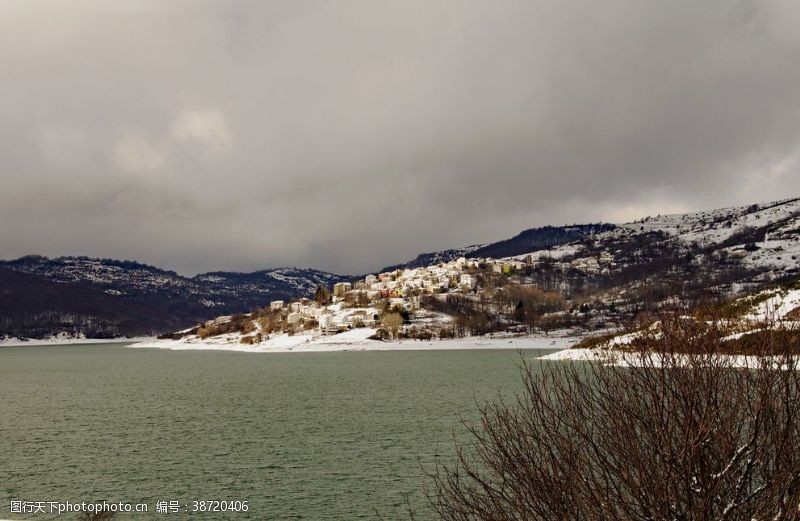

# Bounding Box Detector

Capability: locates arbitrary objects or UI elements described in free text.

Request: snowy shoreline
[539,347,800,369]
[0,335,154,347]
[128,328,580,353]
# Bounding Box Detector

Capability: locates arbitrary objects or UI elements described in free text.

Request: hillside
[0,267,177,338]
[381,223,615,271]
[542,281,800,366]
[0,257,346,340]
[151,197,800,351]
[3,197,799,342]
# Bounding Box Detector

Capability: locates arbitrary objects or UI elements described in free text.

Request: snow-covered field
[539,347,799,370]
[538,288,800,367]
[747,288,800,322]
[129,329,579,353]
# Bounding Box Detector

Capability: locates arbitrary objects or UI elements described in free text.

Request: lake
[0,343,556,519]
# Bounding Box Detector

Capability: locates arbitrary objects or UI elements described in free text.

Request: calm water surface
[0,344,555,519]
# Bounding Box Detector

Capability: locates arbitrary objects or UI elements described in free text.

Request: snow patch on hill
[508,197,800,277]
[747,288,800,322]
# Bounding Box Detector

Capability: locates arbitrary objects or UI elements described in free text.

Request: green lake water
[0,344,556,520]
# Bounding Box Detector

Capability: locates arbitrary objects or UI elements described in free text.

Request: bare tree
[382,312,405,339]
[429,317,800,520]
[314,284,332,305]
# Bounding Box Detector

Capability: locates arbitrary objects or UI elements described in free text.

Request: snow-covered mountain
[1,256,346,302]
[2,197,799,341]
[1,256,196,296]
[0,256,347,339]
[508,197,800,281]
[381,223,616,272]
[193,267,348,305]
[146,197,800,352]
[618,197,800,275]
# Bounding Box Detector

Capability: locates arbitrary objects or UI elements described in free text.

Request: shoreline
[0,336,154,348]
[128,329,581,354]
[539,347,800,369]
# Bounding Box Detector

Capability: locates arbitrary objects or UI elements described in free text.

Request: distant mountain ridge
[150,197,800,349]
[0,256,347,339]
[470,224,616,259]
[2,197,799,340]
[0,266,181,339]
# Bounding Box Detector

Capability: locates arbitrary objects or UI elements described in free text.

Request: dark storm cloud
[1,0,799,274]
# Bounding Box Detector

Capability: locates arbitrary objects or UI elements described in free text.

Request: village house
[459,273,476,290]
[557,262,572,273]
[289,298,311,312]
[318,313,339,334]
[332,282,352,298]
[571,257,601,274]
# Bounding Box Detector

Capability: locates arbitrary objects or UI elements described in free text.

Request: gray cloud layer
[2,0,799,274]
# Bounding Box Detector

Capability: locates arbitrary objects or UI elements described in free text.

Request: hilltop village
[152,198,800,349]
[274,253,618,336]
[183,250,623,346]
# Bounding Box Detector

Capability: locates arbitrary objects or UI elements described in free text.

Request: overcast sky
[1,0,799,275]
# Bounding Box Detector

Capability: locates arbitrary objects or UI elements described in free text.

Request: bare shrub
[497,285,566,330]
[382,312,405,339]
[438,327,457,340]
[314,284,332,305]
[422,294,502,336]
[406,327,434,341]
[195,313,259,339]
[370,327,392,341]
[429,318,800,520]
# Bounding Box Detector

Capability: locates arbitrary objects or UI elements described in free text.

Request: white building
[459,273,476,289]
[319,313,337,334]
